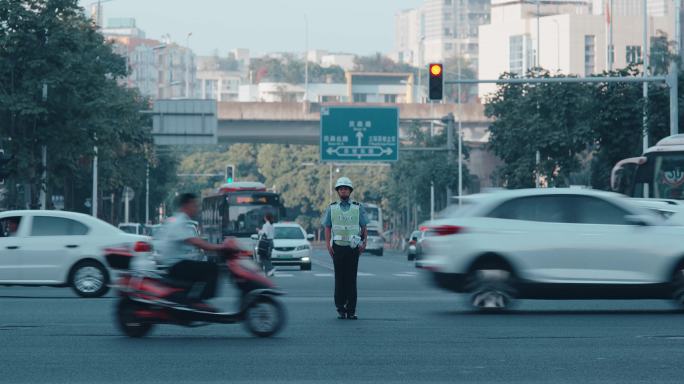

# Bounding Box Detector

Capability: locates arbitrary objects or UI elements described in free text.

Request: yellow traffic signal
[428,63,443,101]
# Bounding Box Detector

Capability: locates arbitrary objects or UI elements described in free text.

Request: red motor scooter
[104,239,286,338]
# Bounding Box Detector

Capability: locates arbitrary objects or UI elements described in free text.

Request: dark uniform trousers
[332,244,360,315]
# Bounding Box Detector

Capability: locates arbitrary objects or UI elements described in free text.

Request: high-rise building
[103,19,197,100]
[478,0,675,97]
[394,0,491,68]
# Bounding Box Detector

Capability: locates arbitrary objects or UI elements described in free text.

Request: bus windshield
[202,191,283,242]
[225,204,278,236]
[653,153,684,199]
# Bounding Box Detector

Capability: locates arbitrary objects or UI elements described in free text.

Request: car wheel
[70,260,109,298]
[116,298,154,338]
[407,254,414,261]
[377,248,384,257]
[301,263,312,271]
[466,268,515,312]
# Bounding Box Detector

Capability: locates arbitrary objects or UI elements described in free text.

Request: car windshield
[368,229,380,236]
[274,227,304,239]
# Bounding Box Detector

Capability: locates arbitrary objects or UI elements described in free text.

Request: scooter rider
[158,193,229,311]
[322,177,368,320]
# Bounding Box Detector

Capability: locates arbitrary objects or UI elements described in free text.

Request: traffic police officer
[322,176,368,320]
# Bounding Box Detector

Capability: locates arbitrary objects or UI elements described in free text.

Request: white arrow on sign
[356,131,364,147]
[327,147,335,155]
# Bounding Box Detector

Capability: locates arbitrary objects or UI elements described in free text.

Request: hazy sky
[79,0,423,56]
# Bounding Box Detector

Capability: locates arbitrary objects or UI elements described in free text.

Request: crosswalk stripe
[314,273,334,277]
[393,273,416,277]
[357,272,375,276]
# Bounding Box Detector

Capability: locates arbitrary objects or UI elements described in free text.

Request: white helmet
[335,176,353,191]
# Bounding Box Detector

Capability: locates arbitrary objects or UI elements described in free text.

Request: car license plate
[276,254,292,259]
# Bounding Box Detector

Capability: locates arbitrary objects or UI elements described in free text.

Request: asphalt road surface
[2,248,684,383]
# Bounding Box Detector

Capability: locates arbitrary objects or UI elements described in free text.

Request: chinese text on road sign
[320,106,399,162]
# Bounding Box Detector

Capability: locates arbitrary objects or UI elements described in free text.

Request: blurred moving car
[364,227,384,256]
[630,198,684,222]
[417,188,684,311]
[0,210,152,297]
[252,223,313,270]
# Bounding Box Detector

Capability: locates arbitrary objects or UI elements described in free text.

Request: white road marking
[314,273,334,277]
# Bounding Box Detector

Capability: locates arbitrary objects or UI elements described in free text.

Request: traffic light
[428,63,443,101]
[225,164,235,183]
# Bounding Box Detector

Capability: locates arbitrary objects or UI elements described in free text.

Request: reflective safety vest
[331,202,361,247]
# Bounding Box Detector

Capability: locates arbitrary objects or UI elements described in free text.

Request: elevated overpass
[216,102,491,145]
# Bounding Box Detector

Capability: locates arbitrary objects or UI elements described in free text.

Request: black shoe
[347,314,358,320]
[337,310,347,319]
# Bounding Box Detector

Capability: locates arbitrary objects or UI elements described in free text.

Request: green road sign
[320,106,399,162]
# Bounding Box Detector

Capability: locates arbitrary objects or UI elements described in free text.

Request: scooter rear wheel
[244,296,286,338]
[116,298,154,338]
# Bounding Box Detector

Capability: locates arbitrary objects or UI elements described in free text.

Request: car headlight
[295,245,310,251]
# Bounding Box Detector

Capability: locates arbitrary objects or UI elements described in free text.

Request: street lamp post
[536,0,541,67]
[642,0,649,197]
[304,14,309,103]
[185,32,192,99]
[92,136,98,217]
[552,19,560,70]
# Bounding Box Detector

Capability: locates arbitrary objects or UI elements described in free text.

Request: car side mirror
[625,215,650,226]
[250,234,259,240]
[306,234,315,241]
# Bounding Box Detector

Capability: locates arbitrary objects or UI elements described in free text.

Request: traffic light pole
[92,145,98,217]
[40,146,47,209]
[445,73,679,137]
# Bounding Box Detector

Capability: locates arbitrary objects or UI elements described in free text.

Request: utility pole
[536,0,541,67]
[185,32,192,99]
[92,143,98,217]
[430,181,435,220]
[446,112,454,205]
[304,14,309,103]
[642,0,649,197]
[40,82,47,210]
[145,163,150,224]
[672,0,681,136]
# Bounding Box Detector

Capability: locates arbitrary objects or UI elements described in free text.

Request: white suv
[418,189,684,310]
[0,210,152,297]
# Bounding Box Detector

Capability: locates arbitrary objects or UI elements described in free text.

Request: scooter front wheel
[116,298,154,338]
[243,295,286,338]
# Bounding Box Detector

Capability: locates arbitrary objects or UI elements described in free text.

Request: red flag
[605,0,611,24]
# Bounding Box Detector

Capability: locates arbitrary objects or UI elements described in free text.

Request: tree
[486,69,593,188]
[385,122,470,230]
[0,0,176,220]
[353,53,415,73]
[249,56,345,84]
[587,67,644,190]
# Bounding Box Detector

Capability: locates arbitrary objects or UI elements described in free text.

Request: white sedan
[0,210,152,297]
[418,188,684,310]
[252,223,314,271]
